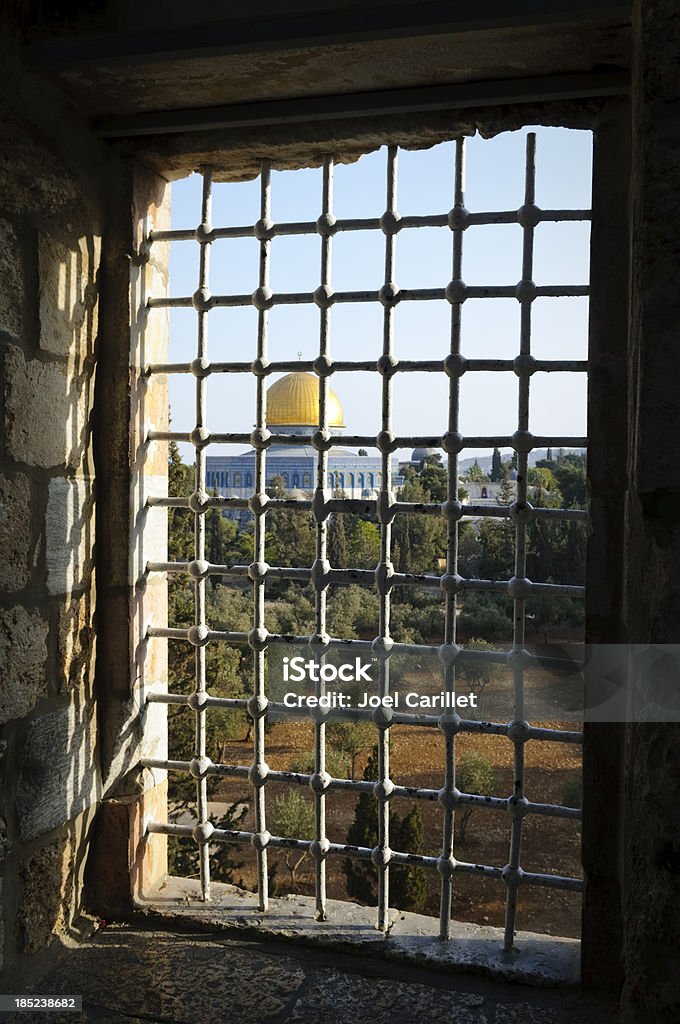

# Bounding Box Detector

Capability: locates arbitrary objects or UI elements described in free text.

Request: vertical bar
[252,159,272,912]
[195,167,212,901]
[503,132,536,949]
[312,156,334,921]
[375,145,398,932]
[439,136,466,940]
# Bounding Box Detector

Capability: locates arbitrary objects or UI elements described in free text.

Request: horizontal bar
[144,356,589,376]
[148,207,592,244]
[144,492,588,523]
[142,758,582,820]
[147,283,589,310]
[146,429,588,450]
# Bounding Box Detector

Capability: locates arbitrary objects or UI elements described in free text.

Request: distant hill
[458,449,585,474]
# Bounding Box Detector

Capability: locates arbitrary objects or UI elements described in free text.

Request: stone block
[46,477,94,596]
[17,832,73,955]
[0,218,23,340]
[0,606,47,725]
[16,699,100,841]
[3,345,93,470]
[39,233,100,359]
[0,473,32,591]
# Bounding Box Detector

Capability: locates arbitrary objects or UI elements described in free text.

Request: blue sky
[163,126,592,464]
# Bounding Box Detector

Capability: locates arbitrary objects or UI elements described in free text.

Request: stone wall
[0,25,107,982]
[621,2,680,1022]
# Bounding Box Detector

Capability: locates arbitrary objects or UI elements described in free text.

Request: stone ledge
[136,875,580,988]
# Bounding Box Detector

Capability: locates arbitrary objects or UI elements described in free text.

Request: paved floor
[12,922,619,1024]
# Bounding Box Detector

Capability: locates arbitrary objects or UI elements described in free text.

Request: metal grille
[139,134,589,949]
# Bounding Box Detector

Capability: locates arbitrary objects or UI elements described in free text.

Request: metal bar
[252,160,272,913]
[311,155,334,921]
[147,282,588,310]
[138,131,592,948]
[148,207,592,245]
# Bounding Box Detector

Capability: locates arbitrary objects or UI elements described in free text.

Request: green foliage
[490,447,503,483]
[344,748,427,911]
[420,454,448,502]
[270,789,316,887]
[456,751,496,844]
[462,459,489,483]
[393,467,446,574]
[459,638,503,694]
[458,593,511,641]
[328,508,348,568]
[327,585,379,639]
[325,718,375,779]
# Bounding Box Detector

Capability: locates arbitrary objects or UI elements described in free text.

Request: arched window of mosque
[303,473,311,488]
[481,486,488,499]
[245,473,252,487]
[358,473,364,488]
[368,474,374,488]
[293,474,299,487]
[337,473,344,488]
[348,473,354,488]
[234,472,242,486]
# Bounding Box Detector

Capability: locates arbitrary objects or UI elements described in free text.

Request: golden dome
[266,372,345,427]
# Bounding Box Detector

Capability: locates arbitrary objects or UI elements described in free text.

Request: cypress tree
[490,447,503,482]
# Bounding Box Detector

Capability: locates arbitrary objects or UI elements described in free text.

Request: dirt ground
[189,652,584,940]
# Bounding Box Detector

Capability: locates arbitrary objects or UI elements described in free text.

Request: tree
[462,459,489,484]
[458,593,512,641]
[344,747,427,911]
[326,718,375,779]
[458,638,503,695]
[328,489,348,568]
[456,751,496,844]
[490,447,503,483]
[270,790,316,889]
[206,486,237,589]
[420,454,447,502]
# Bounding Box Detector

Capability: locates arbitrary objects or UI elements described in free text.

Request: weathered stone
[0,473,32,591]
[38,925,305,1023]
[3,345,92,470]
[287,970,486,1024]
[17,833,73,955]
[0,96,81,218]
[16,700,100,841]
[39,233,100,359]
[0,217,23,339]
[46,477,94,596]
[0,606,47,726]
[56,588,95,694]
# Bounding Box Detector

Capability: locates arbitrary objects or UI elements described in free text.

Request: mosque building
[206,372,404,513]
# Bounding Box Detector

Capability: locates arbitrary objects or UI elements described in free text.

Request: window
[139,133,590,950]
